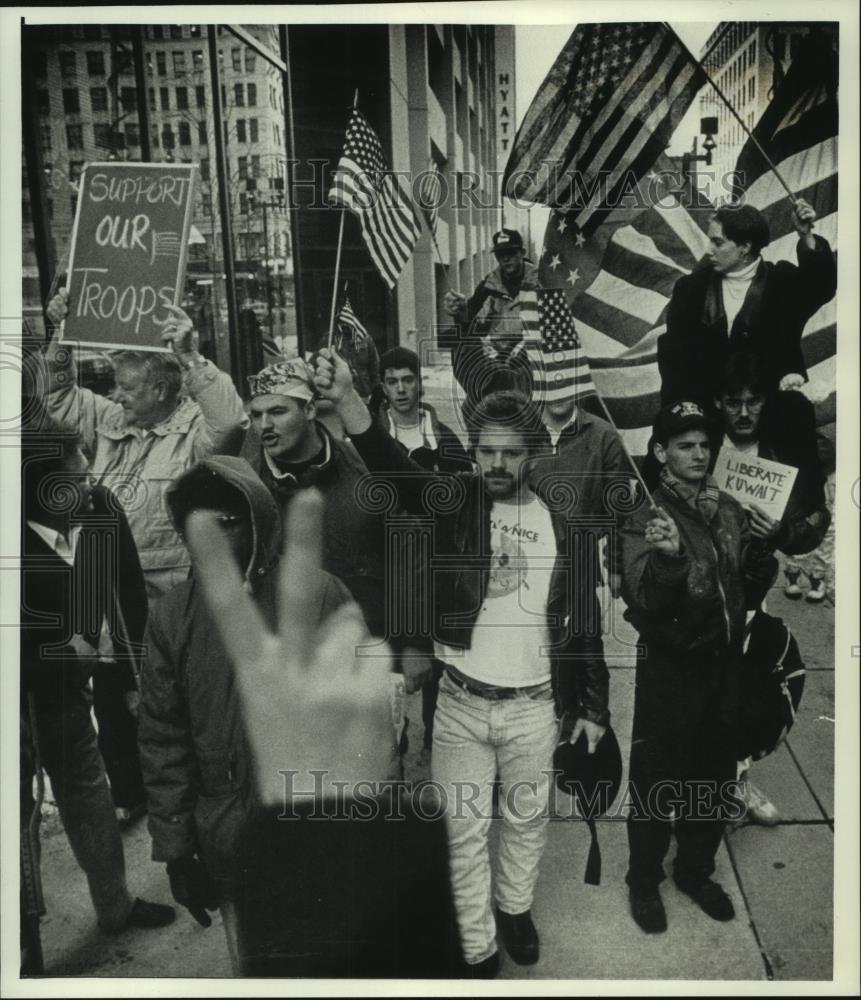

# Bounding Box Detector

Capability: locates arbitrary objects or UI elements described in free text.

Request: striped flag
[523,288,596,405]
[417,158,443,235]
[328,109,422,289]
[732,30,838,436]
[336,297,368,345]
[539,158,710,454]
[504,23,706,237]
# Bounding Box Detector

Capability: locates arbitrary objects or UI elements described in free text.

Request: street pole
[261,200,273,342]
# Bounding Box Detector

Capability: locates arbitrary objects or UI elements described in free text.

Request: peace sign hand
[184,489,393,806]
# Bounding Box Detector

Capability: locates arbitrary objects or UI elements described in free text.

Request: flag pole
[327,90,359,350]
[590,388,659,513]
[666,23,798,204]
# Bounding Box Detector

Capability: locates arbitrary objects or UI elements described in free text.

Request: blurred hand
[791,197,816,237]
[779,372,805,392]
[443,290,467,318]
[606,572,622,600]
[644,507,680,556]
[166,855,219,928]
[124,690,141,718]
[569,717,606,755]
[185,490,393,805]
[746,503,781,542]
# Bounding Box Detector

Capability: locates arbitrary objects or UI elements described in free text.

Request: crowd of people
[19,194,836,977]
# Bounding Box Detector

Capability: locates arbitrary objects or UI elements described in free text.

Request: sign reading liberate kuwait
[61,162,197,351]
[715,446,799,522]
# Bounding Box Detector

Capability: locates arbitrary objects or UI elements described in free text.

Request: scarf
[660,465,720,522]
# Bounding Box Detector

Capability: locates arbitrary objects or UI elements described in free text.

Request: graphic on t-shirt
[487,529,524,597]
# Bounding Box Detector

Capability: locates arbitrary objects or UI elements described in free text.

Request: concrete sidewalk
[31,584,834,983]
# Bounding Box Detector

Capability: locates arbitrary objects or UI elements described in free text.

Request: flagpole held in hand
[327,90,359,350]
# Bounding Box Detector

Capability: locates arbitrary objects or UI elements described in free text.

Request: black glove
[166,855,219,927]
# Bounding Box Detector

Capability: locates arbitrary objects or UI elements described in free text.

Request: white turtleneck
[721,256,760,329]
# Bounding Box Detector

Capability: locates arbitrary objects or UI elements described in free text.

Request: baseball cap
[491,228,524,254]
[247,358,316,402]
[651,400,710,444]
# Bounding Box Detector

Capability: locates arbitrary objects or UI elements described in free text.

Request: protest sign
[715,446,799,521]
[61,162,197,351]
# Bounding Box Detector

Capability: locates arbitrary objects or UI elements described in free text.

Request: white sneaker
[784,582,802,599]
[739,778,780,826]
[806,579,826,602]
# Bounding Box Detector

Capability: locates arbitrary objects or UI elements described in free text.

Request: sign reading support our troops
[61,162,197,351]
[715,446,799,521]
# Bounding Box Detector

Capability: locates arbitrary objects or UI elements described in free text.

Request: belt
[444,668,552,702]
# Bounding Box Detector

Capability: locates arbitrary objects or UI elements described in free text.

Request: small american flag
[336,297,368,345]
[417,158,443,235]
[524,288,596,405]
[328,109,421,289]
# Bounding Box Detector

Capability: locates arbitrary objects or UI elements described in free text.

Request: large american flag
[521,289,596,405]
[504,23,705,237]
[328,109,421,289]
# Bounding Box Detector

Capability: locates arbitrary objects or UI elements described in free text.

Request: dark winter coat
[374,400,471,474]
[137,456,350,883]
[658,235,836,406]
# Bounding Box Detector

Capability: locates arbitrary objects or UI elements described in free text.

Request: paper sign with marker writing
[715,446,798,521]
[61,162,197,351]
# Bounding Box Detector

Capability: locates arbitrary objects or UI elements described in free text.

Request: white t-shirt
[437,496,556,686]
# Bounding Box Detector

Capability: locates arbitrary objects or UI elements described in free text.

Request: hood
[166,455,281,582]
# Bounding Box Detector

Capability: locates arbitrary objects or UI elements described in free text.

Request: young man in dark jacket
[138,459,462,976]
[658,198,836,408]
[21,422,174,938]
[315,350,611,976]
[621,401,777,934]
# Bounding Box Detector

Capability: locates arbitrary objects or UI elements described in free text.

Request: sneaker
[628,887,667,933]
[806,578,826,602]
[496,908,539,965]
[674,878,735,921]
[463,952,500,978]
[740,778,780,826]
[784,570,802,599]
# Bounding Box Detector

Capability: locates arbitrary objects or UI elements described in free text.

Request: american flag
[328,109,421,289]
[417,158,443,235]
[336,297,368,345]
[522,288,596,405]
[504,23,705,237]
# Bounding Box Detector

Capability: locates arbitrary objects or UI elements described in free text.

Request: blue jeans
[431,671,559,964]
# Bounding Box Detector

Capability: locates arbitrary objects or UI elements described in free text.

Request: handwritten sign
[715,446,798,521]
[61,162,197,351]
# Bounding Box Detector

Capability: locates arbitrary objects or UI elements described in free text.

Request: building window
[70,161,84,182]
[86,50,105,76]
[221,85,227,106]
[120,86,136,110]
[201,199,211,216]
[90,87,108,112]
[232,48,242,72]
[62,88,80,114]
[162,128,176,152]
[237,119,247,143]
[247,83,257,107]
[170,26,183,40]
[239,193,248,215]
[200,158,210,181]
[195,85,206,108]
[148,87,156,110]
[193,50,204,70]
[40,123,52,150]
[173,51,186,76]
[249,118,258,143]
[238,155,248,176]
[160,87,170,110]
[151,128,160,149]
[178,121,191,146]
[234,83,245,107]
[198,122,207,144]
[176,86,189,110]
[37,90,50,114]
[251,155,260,178]
[126,122,140,146]
[94,123,112,149]
[157,51,167,75]
[59,51,77,76]
[245,50,256,72]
